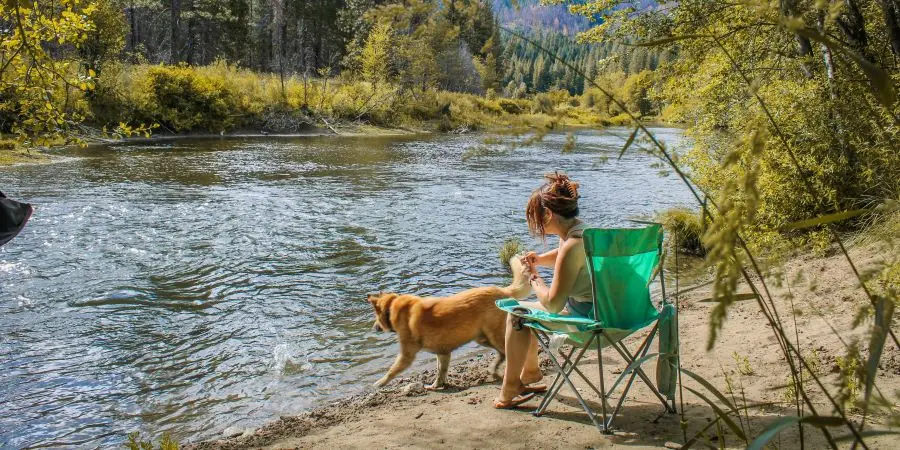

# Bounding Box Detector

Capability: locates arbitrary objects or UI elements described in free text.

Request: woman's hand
[521,252,540,279]
[521,251,538,268]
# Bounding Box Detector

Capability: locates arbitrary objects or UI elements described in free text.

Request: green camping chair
[496,224,678,433]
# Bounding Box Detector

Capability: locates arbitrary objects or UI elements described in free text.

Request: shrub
[656,207,706,256]
[532,93,554,114]
[143,65,239,132]
[497,98,525,114]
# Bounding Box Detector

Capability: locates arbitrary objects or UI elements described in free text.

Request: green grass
[498,238,524,270]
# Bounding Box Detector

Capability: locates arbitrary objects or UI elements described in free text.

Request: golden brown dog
[367,257,531,389]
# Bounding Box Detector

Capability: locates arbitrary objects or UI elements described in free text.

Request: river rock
[222,426,243,438]
[401,382,427,397]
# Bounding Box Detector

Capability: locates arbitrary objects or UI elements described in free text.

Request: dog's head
[367,292,398,333]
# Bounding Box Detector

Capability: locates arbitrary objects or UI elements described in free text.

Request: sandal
[522,383,548,394]
[493,392,535,409]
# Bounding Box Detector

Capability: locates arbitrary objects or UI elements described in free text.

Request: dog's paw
[373,378,389,388]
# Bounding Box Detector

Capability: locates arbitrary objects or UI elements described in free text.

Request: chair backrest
[582,224,663,330]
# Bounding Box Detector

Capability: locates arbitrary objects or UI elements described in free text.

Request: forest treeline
[1,0,675,146]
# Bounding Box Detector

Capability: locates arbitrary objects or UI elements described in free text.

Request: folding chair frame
[522,225,678,434]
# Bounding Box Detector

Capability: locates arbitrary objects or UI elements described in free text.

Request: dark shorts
[566,297,593,318]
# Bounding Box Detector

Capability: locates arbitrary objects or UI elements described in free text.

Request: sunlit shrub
[656,207,706,256]
[143,65,239,131]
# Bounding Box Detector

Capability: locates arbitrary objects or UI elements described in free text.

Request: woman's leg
[499,312,531,401]
[521,333,543,385]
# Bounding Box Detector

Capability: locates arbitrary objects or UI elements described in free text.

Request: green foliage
[732,351,754,376]
[126,432,179,450]
[80,0,126,76]
[142,65,239,132]
[361,23,392,90]
[836,352,862,412]
[655,207,706,256]
[0,0,98,146]
[498,238,524,269]
[89,62,607,133]
[500,28,673,96]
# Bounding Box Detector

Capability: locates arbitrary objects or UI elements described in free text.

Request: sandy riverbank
[188,239,898,449]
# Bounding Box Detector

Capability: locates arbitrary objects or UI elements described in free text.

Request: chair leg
[532,332,606,433]
[608,329,673,413]
[596,332,610,433]
[533,334,575,416]
[606,324,657,395]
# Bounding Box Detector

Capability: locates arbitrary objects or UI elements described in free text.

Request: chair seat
[496,298,659,345]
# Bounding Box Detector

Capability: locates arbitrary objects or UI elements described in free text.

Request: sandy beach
[189,241,899,449]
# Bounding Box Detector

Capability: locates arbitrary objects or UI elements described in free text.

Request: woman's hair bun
[544,171,579,200]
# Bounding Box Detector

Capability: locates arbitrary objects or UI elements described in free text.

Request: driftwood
[320,117,339,135]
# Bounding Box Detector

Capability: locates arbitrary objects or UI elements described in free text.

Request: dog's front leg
[374,348,417,388]
[425,354,451,390]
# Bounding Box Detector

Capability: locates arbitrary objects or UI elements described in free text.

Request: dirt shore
[189,242,899,449]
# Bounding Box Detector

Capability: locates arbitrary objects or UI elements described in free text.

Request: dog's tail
[502,255,532,300]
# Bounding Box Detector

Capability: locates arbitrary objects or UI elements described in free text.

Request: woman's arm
[523,249,558,268]
[530,239,584,313]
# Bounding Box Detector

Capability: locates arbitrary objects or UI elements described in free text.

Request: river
[0,127,695,448]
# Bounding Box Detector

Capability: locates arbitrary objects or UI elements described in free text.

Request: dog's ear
[366,293,379,304]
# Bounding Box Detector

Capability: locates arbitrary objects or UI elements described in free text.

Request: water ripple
[0,128,694,448]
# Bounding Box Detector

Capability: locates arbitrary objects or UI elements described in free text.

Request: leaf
[747,415,844,450]
[697,292,758,303]
[865,296,893,402]
[633,34,708,47]
[680,368,743,414]
[683,386,747,441]
[618,127,640,159]
[781,209,869,231]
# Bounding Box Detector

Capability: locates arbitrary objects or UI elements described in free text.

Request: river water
[0,127,694,448]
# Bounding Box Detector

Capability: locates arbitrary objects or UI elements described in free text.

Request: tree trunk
[880,0,900,57]
[129,0,136,54]
[781,0,814,77]
[836,0,870,61]
[170,0,181,64]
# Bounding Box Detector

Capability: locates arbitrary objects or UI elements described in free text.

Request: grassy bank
[89,62,615,135]
[1,62,639,166]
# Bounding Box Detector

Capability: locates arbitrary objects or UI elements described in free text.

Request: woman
[494,172,594,409]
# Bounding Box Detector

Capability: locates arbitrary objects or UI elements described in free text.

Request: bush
[532,93,554,114]
[656,207,706,256]
[143,65,239,131]
[497,98,525,114]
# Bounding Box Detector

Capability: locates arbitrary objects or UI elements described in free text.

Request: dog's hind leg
[374,347,418,388]
[426,353,451,390]
[483,328,507,380]
[488,351,505,380]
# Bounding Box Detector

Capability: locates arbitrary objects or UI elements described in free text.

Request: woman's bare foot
[521,370,544,386]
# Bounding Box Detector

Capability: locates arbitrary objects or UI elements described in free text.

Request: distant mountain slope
[492,0,590,35]
[492,0,661,34]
